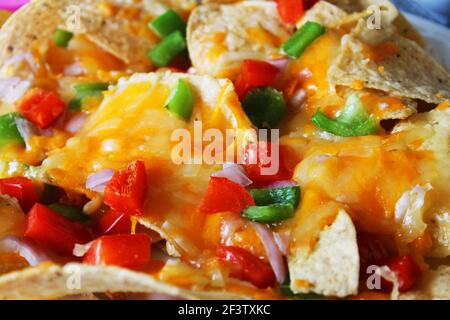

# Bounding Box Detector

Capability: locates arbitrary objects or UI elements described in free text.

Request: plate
[405,12,450,71]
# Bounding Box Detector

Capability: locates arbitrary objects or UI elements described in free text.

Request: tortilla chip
[400,266,450,300]
[393,108,450,257]
[187,1,290,79]
[327,0,425,46]
[0,262,254,300]
[0,0,156,66]
[288,190,359,297]
[39,72,253,260]
[328,23,450,104]
[296,1,348,28]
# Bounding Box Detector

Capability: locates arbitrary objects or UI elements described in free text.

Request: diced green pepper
[54,29,74,48]
[0,113,25,147]
[280,281,325,300]
[250,186,301,208]
[69,82,110,111]
[311,94,378,137]
[48,203,89,222]
[166,79,195,120]
[282,21,326,59]
[242,87,286,129]
[147,31,187,67]
[243,203,294,223]
[149,9,186,38]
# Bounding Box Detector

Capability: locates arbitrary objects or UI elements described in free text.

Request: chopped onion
[64,63,84,77]
[1,52,37,73]
[0,0,30,11]
[268,58,289,71]
[273,230,290,256]
[0,235,54,266]
[86,169,114,193]
[0,77,31,104]
[265,180,298,189]
[73,241,94,257]
[252,222,287,283]
[65,112,88,134]
[15,117,38,148]
[212,163,252,187]
[289,88,307,111]
[377,266,400,300]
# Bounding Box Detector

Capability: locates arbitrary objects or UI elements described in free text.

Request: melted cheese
[41,72,253,262]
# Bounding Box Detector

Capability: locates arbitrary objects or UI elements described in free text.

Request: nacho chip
[288,196,359,298]
[328,25,450,104]
[40,72,253,260]
[296,1,348,28]
[0,262,255,300]
[0,0,156,66]
[400,266,450,300]
[187,1,290,79]
[393,108,450,257]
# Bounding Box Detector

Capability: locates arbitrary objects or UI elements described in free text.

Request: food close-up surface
[0,0,448,301]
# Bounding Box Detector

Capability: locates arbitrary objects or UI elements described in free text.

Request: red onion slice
[212,163,252,187]
[65,112,88,134]
[268,58,289,71]
[86,169,115,193]
[252,222,287,284]
[15,117,38,148]
[265,180,298,189]
[273,231,290,256]
[0,236,55,266]
[0,77,32,104]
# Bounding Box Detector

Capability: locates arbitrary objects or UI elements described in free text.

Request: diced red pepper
[381,255,421,292]
[24,203,92,256]
[217,245,276,288]
[234,60,280,99]
[0,177,39,212]
[104,161,147,217]
[18,88,66,129]
[243,142,290,185]
[83,234,151,268]
[200,177,254,214]
[96,209,131,235]
[277,0,305,24]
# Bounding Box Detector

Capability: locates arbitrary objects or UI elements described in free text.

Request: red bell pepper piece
[234,60,280,99]
[83,234,151,268]
[277,0,305,24]
[96,209,131,235]
[104,161,147,217]
[0,177,39,212]
[18,88,66,129]
[217,245,276,288]
[381,255,421,292]
[24,203,92,256]
[243,142,290,185]
[200,177,254,214]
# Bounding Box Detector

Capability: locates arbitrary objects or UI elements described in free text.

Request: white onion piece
[268,58,289,71]
[73,241,94,257]
[0,236,54,266]
[0,77,32,104]
[65,113,88,134]
[64,63,84,77]
[1,53,38,74]
[273,231,290,256]
[15,117,38,148]
[265,180,298,189]
[376,266,400,300]
[212,163,252,187]
[86,169,114,192]
[252,222,287,283]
